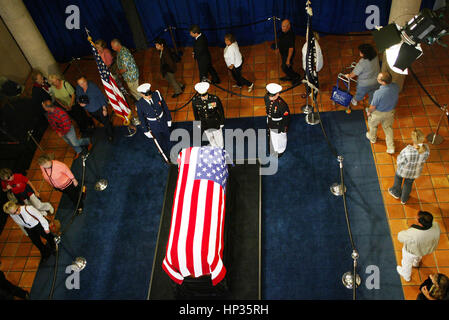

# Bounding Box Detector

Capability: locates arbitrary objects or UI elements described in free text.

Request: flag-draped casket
[163,146,229,286]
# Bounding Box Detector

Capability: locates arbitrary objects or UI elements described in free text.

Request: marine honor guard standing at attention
[192,82,225,148]
[136,83,173,163]
[264,83,290,157]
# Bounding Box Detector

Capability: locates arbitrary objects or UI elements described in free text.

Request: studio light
[372,8,448,73]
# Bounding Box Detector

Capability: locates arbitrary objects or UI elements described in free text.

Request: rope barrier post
[426,104,447,145]
[330,156,347,196]
[268,16,281,78]
[165,25,179,54]
[27,130,45,152]
[342,250,361,299]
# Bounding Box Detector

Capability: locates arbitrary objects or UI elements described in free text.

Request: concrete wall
[0,16,31,84]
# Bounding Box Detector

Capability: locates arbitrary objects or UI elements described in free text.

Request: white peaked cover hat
[266,83,282,94]
[194,82,210,94]
[137,83,151,93]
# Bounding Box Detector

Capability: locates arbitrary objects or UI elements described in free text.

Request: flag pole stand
[305,89,320,125]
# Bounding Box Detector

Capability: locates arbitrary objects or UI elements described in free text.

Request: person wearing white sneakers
[396,211,440,282]
[223,33,254,92]
[365,71,399,154]
[388,129,430,204]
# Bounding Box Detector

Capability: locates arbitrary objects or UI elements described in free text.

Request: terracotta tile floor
[1,33,448,299]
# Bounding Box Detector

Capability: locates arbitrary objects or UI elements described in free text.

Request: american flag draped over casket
[163,146,229,286]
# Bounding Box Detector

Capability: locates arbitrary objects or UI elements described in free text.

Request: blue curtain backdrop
[23,0,135,63]
[23,0,436,62]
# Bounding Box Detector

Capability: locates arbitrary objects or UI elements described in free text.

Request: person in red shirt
[0,168,54,216]
[41,99,91,158]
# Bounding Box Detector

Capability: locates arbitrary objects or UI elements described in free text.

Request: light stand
[426,104,447,145]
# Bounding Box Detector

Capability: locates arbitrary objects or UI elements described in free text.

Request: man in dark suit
[189,25,221,84]
[154,38,185,98]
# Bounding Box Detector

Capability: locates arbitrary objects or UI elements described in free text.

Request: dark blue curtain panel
[23,0,435,62]
[23,0,135,62]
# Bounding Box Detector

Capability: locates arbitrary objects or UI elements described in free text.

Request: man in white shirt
[397,211,440,282]
[3,201,56,264]
[223,33,254,92]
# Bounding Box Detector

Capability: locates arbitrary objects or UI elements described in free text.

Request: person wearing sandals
[345,43,380,107]
[388,129,430,204]
[223,33,254,92]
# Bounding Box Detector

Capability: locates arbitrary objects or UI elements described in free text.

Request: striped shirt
[396,144,430,179]
[47,106,72,136]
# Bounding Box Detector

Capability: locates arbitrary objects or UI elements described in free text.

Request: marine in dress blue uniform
[136,83,172,162]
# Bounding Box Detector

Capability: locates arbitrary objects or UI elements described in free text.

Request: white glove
[167,121,172,127]
[220,125,224,129]
[144,131,153,139]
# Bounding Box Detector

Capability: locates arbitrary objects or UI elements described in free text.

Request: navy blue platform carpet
[29,109,403,300]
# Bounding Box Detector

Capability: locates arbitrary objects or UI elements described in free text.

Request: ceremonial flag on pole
[85,29,131,124]
[304,0,319,92]
[163,146,229,286]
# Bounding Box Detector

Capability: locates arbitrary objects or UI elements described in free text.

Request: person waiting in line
[37,154,86,214]
[3,201,57,265]
[0,263,29,300]
[189,24,221,84]
[396,211,440,282]
[75,75,114,143]
[95,39,113,68]
[365,71,399,154]
[110,38,141,101]
[48,74,94,136]
[345,44,380,109]
[31,70,52,120]
[95,39,127,94]
[41,99,91,159]
[154,38,185,98]
[417,273,449,300]
[388,129,430,204]
[0,168,53,216]
[277,19,301,85]
[223,33,254,93]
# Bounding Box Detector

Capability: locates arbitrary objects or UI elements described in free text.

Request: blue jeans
[355,83,379,104]
[63,126,90,154]
[390,173,415,203]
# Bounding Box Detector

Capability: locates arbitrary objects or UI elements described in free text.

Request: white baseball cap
[137,83,151,93]
[194,82,210,94]
[266,83,282,95]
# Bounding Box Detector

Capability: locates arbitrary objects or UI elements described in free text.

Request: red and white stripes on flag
[163,146,229,286]
[87,36,131,123]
